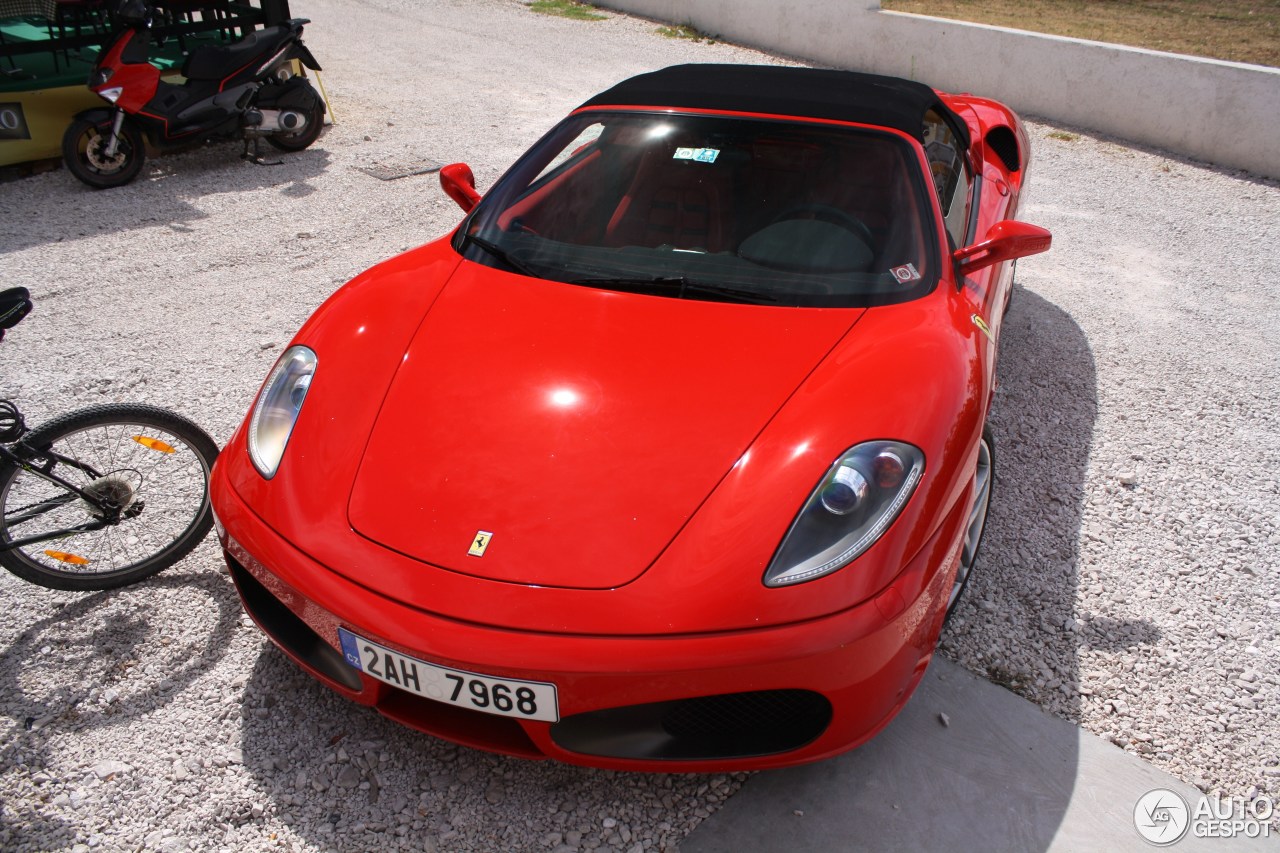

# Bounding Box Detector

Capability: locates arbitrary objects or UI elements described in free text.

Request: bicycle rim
[1,415,214,588]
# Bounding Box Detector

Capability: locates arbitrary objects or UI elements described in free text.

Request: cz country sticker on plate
[338,627,559,722]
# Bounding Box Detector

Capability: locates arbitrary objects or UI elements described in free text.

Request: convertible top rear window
[455,110,939,307]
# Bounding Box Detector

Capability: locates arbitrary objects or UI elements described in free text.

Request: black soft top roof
[579,64,969,148]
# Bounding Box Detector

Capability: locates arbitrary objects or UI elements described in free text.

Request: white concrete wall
[594,0,1280,179]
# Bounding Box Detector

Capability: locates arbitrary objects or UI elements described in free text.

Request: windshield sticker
[674,147,720,164]
[890,263,922,284]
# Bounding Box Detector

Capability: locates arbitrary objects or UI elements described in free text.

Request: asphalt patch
[356,158,443,181]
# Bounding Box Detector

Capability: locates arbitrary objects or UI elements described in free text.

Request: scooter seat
[182,26,291,82]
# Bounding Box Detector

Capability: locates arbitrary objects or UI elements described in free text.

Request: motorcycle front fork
[102,109,125,158]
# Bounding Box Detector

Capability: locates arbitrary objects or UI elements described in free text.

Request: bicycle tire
[0,404,219,590]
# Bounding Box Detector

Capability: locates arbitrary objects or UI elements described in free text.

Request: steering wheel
[772,204,874,247]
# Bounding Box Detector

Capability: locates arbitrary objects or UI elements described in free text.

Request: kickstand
[241,138,284,166]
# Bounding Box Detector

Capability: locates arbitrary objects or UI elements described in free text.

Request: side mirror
[953,220,1052,277]
[440,163,481,213]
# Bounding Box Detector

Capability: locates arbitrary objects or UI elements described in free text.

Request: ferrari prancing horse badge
[971,313,993,343]
[468,530,493,557]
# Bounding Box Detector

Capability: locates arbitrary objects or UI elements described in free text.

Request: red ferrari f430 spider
[211,64,1051,771]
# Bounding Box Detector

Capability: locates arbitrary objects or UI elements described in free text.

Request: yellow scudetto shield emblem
[971,313,993,343]
[468,531,493,557]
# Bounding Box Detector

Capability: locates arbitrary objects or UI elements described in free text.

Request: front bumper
[211,461,966,772]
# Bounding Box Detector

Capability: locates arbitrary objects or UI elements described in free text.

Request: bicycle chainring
[81,470,143,519]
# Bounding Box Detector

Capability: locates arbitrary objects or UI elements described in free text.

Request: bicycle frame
[0,438,127,552]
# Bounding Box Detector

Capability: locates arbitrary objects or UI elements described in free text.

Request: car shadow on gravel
[0,570,240,848]
[924,281,1098,844]
[236,646,737,852]
[941,282,1100,711]
[0,143,332,255]
[675,282,1107,853]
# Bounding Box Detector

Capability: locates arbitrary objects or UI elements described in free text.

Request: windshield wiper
[570,276,777,305]
[461,233,541,278]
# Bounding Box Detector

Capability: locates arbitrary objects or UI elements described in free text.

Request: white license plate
[337,627,559,722]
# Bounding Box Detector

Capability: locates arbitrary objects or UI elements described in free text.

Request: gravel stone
[335,767,361,789]
[91,760,131,781]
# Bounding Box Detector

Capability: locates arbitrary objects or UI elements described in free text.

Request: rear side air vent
[985,126,1021,172]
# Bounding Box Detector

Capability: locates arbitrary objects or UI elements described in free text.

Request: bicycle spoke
[3,419,212,576]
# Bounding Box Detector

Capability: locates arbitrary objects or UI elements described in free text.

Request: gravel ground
[1,0,1277,850]
[941,124,1280,812]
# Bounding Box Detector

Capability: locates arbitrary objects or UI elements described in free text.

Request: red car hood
[347,261,861,589]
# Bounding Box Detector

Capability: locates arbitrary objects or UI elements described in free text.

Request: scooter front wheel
[62,116,146,189]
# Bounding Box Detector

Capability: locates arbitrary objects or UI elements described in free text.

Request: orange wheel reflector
[132,435,176,454]
[44,550,90,565]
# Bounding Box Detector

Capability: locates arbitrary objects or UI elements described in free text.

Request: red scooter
[62,0,325,188]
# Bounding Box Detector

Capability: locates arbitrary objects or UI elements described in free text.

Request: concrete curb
[682,657,1280,853]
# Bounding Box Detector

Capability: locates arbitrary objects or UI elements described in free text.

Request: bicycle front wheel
[0,404,219,590]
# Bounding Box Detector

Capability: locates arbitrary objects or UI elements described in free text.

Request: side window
[922,110,972,248]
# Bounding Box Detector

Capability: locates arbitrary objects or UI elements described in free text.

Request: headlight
[764,441,924,587]
[248,346,317,478]
[99,86,124,103]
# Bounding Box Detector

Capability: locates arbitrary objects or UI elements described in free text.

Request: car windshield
[454,111,939,307]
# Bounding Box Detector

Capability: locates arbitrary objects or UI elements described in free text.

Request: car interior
[496,118,930,280]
